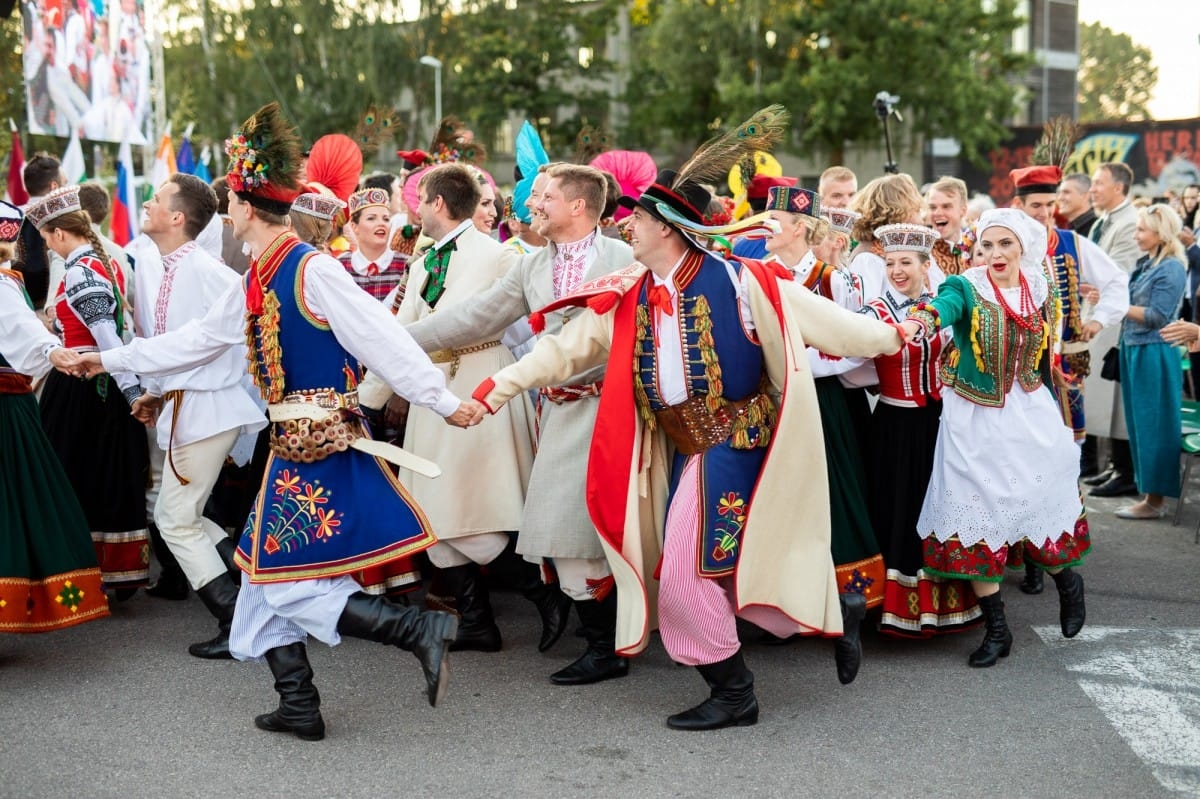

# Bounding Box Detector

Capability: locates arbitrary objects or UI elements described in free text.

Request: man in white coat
[359,164,556,654]
[127,173,267,658]
[401,163,635,685]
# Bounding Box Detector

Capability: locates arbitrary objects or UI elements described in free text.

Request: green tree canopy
[157,0,620,163]
[622,0,1032,167]
[1077,21,1157,123]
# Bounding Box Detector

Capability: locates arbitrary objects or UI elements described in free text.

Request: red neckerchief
[246,232,302,314]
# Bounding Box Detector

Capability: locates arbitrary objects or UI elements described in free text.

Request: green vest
[911,274,1054,408]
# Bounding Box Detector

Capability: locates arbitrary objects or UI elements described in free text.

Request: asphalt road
[2,489,1198,799]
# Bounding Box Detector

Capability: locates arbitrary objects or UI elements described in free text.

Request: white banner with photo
[21,0,150,145]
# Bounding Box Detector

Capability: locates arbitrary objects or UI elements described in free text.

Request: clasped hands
[445,399,489,429]
[49,349,105,380]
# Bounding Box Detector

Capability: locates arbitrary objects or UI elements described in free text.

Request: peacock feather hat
[225,102,304,216]
[618,105,793,247]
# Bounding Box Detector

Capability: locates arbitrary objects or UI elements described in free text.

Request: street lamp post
[419,55,443,131]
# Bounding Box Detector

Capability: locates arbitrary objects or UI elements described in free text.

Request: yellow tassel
[970,306,985,373]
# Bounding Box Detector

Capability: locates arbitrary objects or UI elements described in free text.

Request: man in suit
[1084,162,1141,497]
[402,163,635,686]
[1057,173,1098,239]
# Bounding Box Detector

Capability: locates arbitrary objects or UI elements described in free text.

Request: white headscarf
[976,207,1047,282]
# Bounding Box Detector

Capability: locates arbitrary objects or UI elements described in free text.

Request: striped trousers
[657,457,801,666]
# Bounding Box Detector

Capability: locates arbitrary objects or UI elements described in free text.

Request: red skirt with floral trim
[922,513,1091,582]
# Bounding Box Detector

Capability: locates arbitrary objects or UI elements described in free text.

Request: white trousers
[153,429,239,590]
[145,428,164,517]
[426,532,510,568]
[553,557,612,602]
[229,574,362,662]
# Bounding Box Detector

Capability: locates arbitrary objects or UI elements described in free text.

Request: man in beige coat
[1083,162,1141,497]
[360,164,558,654]
[467,163,904,730]
[403,163,635,685]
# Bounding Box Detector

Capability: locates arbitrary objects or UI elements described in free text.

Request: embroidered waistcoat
[236,235,435,583]
[633,254,774,578]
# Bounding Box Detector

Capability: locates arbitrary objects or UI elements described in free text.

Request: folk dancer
[69,103,479,740]
[468,109,905,729]
[1008,163,1128,592]
[761,184,876,683]
[124,173,268,657]
[899,209,1089,668]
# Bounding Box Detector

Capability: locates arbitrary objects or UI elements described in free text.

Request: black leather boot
[336,591,458,707]
[1018,560,1044,595]
[440,564,502,652]
[550,592,629,685]
[254,642,325,741]
[1079,435,1101,480]
[145,523,189,600]
[834,592,866,685]
[488,546,572,652]
[188,572,239,659]
[666,649,759,731]
[968,592,1013,668]
[215,537,242,580]
[1051,568,1086,638]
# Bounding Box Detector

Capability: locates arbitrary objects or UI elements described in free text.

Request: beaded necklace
[987,270,1041,332]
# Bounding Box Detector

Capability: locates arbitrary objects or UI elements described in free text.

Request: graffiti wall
[963,118,1200,204]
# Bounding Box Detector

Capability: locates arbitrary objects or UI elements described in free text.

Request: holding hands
[897,320,921,343]
[445,399,488,429]
[50,349,106,379]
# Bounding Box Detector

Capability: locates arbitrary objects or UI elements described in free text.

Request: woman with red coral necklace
[898,208,1089,668]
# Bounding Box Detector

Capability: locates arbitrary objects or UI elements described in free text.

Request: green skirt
[813,376,884,608]
[0,384,109,633]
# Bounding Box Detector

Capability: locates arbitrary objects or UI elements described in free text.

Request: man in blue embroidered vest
[1009,164,1128,593]
[467,108,905,730]
[73,103,483,741]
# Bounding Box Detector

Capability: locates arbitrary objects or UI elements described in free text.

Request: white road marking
[1034,625,1200,796]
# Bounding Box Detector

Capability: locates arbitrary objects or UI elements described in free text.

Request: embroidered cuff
[122,384,144,407]
[907,303,940,341]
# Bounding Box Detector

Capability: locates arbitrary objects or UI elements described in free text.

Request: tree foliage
[1077,21,1157,123]
[162,0,421,150]
[155,0,620,163]
[623,0,1033,166]
[416,0,620,151]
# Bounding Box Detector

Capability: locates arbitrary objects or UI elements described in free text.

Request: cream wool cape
[362,226,535,540]
[479,261,903,656]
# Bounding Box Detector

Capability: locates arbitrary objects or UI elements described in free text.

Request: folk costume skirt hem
[39,370,150,589]
[813,376,883,607]
[0,389,109,632]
